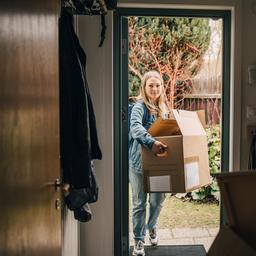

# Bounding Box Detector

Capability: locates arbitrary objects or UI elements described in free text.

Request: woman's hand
[152,140,168,154]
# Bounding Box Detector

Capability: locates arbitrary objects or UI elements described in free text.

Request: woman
[129,70,169,256]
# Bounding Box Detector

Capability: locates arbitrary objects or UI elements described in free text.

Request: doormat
[129,245,206,256]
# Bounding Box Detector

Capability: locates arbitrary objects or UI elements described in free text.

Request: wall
[77,0,256,255]
[241,0,256,169]
[78,13,114,256]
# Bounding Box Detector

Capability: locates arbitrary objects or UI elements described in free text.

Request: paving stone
[158,238,195,245]
[172,228,209,238]
[158,228,172,234]
[208,227,219,237]
[158,228,173,239]
[129,227,217,250]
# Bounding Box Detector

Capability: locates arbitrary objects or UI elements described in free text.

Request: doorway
[114,7,231,256]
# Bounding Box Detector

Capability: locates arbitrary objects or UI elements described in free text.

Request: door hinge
[122,109,127,122]
[122,236,128,253]
[121,38,127,55]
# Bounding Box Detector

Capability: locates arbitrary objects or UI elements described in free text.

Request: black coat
[59,9,102,189]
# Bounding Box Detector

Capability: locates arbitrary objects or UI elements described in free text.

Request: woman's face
[145,77,163,102]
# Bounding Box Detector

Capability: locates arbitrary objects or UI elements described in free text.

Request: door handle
[54,179,70,193]
[54,178,61,191]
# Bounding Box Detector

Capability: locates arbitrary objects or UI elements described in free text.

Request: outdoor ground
[129,190,220,251]
[158,194,219,228]
[129,191,220,229]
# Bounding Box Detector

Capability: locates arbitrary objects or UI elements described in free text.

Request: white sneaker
[149,228,158,246]
[132,240,145,256]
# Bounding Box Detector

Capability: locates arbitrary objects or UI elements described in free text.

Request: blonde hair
[137,71,169,117]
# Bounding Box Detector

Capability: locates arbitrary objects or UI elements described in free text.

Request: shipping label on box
[149,175,172,192]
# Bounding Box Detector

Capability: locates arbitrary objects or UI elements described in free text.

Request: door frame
[114,7,231,256]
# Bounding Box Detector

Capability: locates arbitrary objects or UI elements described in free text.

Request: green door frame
[114,7,231,256]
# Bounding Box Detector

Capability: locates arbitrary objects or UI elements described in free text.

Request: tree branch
[129,64,142,80]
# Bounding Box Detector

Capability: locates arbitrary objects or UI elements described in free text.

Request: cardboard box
[207,225,256,256]
[207,171,256,255]
[142,109,211,193]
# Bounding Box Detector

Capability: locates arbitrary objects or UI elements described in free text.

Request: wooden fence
[181,94,221,126]
[179,75,222,126]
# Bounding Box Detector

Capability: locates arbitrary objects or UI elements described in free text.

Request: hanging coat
[59,9,102,189]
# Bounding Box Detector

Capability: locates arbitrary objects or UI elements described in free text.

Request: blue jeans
[129,167,166,241]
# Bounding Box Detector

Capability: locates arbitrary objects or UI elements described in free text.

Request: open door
[114,7,231,256]
[0,1,62,255]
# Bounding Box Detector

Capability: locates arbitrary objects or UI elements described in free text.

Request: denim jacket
[129,102,156,173]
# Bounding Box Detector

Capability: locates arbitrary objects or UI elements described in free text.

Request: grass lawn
[129,189,220,230]
[159,194,219,228]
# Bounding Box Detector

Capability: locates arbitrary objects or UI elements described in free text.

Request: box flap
[173,109,206,136]
[148,109,206,137]
[182,136,211,189]
[216,171,256,251]
[148,117,181,137]
[196,109,206,129]
[208,225,256,256]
